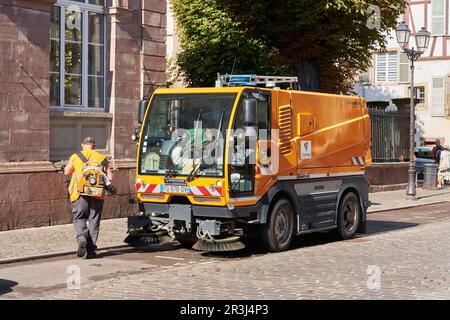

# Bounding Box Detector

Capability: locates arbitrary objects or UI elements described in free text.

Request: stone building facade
[0,0,167,230]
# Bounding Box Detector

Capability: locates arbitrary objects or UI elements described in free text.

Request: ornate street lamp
[395,22,431,199]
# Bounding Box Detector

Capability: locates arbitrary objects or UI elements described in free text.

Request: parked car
[415,146,435,178]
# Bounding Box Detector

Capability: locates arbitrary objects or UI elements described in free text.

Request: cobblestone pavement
[1,187,449,262]
[2,208,450,300]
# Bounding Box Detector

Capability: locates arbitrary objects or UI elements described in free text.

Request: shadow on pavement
[96,242,181,259]
[203,220,419,259]
[95,219,420,260]
[365,220,418,235]
[0,279,18,295]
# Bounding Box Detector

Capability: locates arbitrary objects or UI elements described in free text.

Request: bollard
[423,163,439,190]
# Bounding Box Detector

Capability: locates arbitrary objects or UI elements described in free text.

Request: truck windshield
[139,93,236,177]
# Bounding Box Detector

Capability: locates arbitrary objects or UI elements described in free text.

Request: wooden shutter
[447,75,450,117]
[432,0,445,36]
[399,52,410,83]
[376,54,386,82]
[387,52,398,82]
[431,77,445,117]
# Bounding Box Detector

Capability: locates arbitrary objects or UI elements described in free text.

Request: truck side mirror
[243,98,257,127]
[243,98,258,138]
[138,99,149,124]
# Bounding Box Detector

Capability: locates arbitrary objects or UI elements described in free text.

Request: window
[408,86,425,107]
[431,77,445,117]
[49,1,105,110]
[376,52,398,82]
[431,0,445,36]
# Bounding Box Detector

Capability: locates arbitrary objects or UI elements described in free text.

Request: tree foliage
[171,0,405,93]
[171,0,287,87]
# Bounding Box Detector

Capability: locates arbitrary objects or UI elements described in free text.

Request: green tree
[172,0,405,93]
[171,0,287,87]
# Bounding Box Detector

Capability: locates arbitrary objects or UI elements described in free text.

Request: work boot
[77,238,87,257]
[86,251,97,259]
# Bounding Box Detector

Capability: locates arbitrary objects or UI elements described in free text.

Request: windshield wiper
[165,163,177,178]
[165,154,183,178]
[186,162,201,182]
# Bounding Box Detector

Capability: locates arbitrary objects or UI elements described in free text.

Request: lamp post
[395,22,431,199]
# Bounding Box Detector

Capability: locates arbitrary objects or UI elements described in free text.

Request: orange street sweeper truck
[125,74,372,252]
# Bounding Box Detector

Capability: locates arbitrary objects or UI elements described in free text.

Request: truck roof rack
[215,73,299,89]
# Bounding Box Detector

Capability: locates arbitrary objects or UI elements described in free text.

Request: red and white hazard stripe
[136,183,223,196]
[351,156,365,166]
[189,185,223,197]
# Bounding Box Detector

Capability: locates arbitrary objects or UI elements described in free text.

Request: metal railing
[369,108,410,162]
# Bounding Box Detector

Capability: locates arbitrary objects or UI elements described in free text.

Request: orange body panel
[247,89,372,207]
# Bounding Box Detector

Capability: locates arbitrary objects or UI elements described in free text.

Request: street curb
[368,199,450,214]
[0,243,129,265]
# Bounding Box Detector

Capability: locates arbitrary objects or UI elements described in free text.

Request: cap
[82,137,96,145]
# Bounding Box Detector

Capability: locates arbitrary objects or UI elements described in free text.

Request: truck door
[229,89,271,198]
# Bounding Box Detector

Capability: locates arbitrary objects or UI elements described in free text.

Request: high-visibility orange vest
[68,150,108,202]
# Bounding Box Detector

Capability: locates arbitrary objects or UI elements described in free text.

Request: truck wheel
[335,192,360,240]
[259,199,295,252]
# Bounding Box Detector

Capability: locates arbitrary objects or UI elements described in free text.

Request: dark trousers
[72,196,103,252]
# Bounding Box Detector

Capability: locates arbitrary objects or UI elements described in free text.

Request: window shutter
[376,54,386,82]
[431,77,445,117]
[387,52,398,82]
[399,52,410,83]
[432,0,445,36]
[447,75,450,117]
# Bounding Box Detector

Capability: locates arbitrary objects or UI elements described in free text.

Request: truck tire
[259,199,295,252]
[334,192,360,240]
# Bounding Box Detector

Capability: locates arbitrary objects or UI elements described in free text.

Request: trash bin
[423,163,439,190]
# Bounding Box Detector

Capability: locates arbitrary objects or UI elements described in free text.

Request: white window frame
[50,0,106,112]
[407,85,426,107]
[376,51,399,83]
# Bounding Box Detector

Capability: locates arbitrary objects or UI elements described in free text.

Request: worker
[432,139,444,164]
[63,137,113,259]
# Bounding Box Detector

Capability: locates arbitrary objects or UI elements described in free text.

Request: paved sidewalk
[0,219,128,262]
[0,187,449,263]
[368,187,450,212]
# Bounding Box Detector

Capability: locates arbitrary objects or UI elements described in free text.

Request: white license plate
[163,185,190,194]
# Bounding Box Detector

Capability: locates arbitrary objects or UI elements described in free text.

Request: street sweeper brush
[124,229,173,246]
[192,236,245,252]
